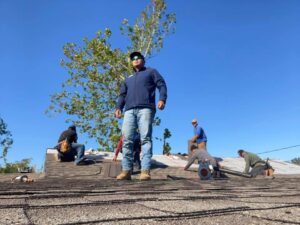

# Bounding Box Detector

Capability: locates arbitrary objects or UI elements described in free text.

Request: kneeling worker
[238,149,274,178]
[184,145,220,179]
[56,125,86,165]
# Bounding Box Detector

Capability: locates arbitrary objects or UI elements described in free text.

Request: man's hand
[114,109,122,118]
[157,100,165,110]
[112,155,117,161]
[191,136,197,142]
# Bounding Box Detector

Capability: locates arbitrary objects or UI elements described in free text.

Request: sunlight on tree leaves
[0,117,13,165]
[46,0,176,151]
[163,128,172,155]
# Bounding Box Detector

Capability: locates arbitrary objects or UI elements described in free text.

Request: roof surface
[1,174,300,224]
[0,150,299,224]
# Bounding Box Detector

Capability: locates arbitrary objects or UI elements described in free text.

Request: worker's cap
[130,51,145,61]
[68,125,76,130]
[191,119,198,124]
[237,149,244,155]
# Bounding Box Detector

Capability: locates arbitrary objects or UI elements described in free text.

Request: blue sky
[1,0,299,169]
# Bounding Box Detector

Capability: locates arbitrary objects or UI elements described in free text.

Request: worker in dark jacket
[113,131,141,171]
[132,131,141,171]
[56,125,86,165]
[238,149,270,177]
[115,51,167,181]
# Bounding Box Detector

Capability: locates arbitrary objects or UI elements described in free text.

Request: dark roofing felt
[0,153,299,225]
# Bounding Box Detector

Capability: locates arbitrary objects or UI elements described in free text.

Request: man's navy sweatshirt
[116,67,167,112]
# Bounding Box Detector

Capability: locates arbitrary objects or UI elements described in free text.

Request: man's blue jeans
[121,108,155,171]
[58,143,85,165]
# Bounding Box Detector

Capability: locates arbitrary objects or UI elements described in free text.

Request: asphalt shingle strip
[45,151,201,180]
[0,176,300,224]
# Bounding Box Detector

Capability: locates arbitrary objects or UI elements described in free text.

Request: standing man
[191,119,207,150]
[115,51,167,180]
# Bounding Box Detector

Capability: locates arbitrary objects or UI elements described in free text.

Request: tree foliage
[0,158,34,174]
[0,117,13,165]
[47,0,176,151]
[163,128,172,155]
[291,157,300,165]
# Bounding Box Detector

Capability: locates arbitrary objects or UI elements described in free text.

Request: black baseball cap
[68,125,76,130]
[130,52,145,61]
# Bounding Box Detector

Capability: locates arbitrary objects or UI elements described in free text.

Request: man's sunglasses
[131,55,143,61]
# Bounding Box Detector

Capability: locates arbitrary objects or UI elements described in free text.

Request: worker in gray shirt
[238,149,271,177]
[184,145,218,171]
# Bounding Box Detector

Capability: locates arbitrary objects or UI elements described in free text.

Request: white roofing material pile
[152,155,197,168]
[47,149,300,174]
[219,157,300,174]
[47,148,116,160]
[152,155,300,174]
[264,160,300,174]
[219,157,245,172]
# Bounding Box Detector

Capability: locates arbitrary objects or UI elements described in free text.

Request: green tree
[291,157,300,165]
[0,158,34,174]
[0,117,13,165]
[47,0,176,151]
[163,128,172,155]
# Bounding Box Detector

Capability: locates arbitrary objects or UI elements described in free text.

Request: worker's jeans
[121,108,155,171]
[58,143,85,165]
[197,141,207,151]
[250,164,267,177]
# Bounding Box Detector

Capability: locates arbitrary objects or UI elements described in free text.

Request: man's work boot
[116,171,131,180]
[140,170,151,181]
